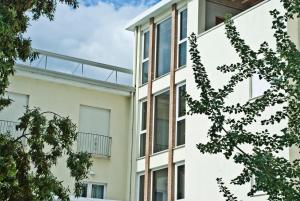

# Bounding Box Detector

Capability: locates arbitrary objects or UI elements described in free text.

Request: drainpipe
[128,90,135,201]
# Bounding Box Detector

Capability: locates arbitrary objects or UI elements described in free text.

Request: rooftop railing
[0,120,23,139]
[16,49,133,86]
[77,132,112,157]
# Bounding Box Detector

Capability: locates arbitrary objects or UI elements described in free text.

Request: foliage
[187,0,300,200]
[0,1,93,201]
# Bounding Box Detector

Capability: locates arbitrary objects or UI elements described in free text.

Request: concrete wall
[6,74,132,201]
[186,0,285,200]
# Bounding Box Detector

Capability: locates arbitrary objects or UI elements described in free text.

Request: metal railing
[77,132,112,157]
[17,48,133,86]
[0,120,23,139]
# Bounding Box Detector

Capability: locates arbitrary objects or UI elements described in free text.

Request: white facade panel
[150,151,169,169]
[185,0,283,200]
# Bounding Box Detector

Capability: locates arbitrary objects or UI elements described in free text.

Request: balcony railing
[16,48,133,87]
[0,120,23,139]
[77,132,112,157]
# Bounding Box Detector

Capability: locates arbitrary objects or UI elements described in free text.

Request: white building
[126,0,300,201]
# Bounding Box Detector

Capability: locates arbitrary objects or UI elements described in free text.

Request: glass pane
[140,132,146,157]
[180,9,187,40]
[91,184,104,199]
[176,119,185,146]
[152,168,168,201]
[143,31,150,59]
[178,42,187,68]
[177,165,185,199]
[139,175,145,201]
[142,61,148,84]
[80,184,88,197]
[154,91,170,153]
[178,85,186,117]
[141,101,147,131]
[156,18,172,78]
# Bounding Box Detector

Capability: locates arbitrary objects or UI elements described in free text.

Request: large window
[138,174,145,201]
[178,8,187,68]
[152,168,168,201]
[142,31,150,84]
[154,91,170,153]
[176,165,185,200]
[139,101,147,157]
[176,84,186,146]
[80,183,106,199]
[156,18,172,78]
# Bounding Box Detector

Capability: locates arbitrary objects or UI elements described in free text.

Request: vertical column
[168,4,178,201]
[144,17,155,201]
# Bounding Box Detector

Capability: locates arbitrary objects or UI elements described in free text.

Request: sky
[27,0,160,69]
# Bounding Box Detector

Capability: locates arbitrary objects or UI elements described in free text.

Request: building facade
[126,0,300,201]
[0,50,135,201]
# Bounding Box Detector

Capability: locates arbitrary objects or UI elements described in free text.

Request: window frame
[80,182,107,199]
[141,29,150,85]
[155,16,172,79]
[176,83,186,147]
[137,173,145,201]
[152,89,170,154]
[139,100,147,158]
[151,166,168,201]
[175,162,185,201]
[177,7,188,69]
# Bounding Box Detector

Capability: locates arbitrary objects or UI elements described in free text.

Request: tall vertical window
[178,8,187,68]
[176,165,185,200]
[139,101,147,157]
[138,174,145,201]
[142,31,150,84]
[176,84,186,146]
[154,91,170,153]
[152,168,168,201]
[156,17,172,78]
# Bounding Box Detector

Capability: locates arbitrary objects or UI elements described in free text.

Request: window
[79,105,110,136]
[138,174,145,201]
[156,18,172,78]
[176,84,186,146]
[142,31,150,84]
[215,16,225,25]
[176,165,185,200]
[139,101,147,157]
[80,183,106,199]
[152,168,168,201]
[153,91,170,153]
[178,8,187,68]
[251,74,270,98]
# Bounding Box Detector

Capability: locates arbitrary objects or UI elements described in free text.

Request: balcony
[77,132,112,157]
[0,120,23,139]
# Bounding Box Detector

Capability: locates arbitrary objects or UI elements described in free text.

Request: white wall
[186,0,284,200]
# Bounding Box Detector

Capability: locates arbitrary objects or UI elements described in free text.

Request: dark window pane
[139,175,145,201]
[154,91,170,153]
[143,31,150,59]
[178,41,187,68]
[180,9,187,40]
[152,168,168,201]
[178,85,186,117]
[141,101,147,131]
[142,61,148,84]
[91,185,104,199]
[156,18,172,78]
[177,165,185,199]
[176,119,185,146]
[140,132,146,157]
[80,184,88,197]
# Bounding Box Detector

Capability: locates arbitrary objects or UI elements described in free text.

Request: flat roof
[125,0,180,31]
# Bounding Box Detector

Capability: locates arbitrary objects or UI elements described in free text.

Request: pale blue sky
[27,0,160,68]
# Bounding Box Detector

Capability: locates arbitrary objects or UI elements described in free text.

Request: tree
[0,1,92,201]
[187,0,300,200]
